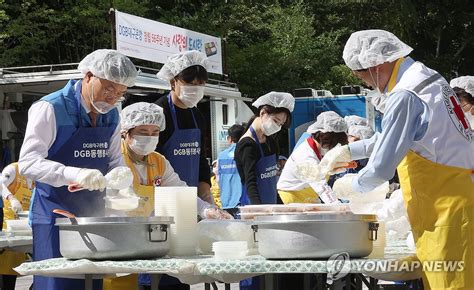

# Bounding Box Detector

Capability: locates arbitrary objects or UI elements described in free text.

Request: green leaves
[1,0,472,95]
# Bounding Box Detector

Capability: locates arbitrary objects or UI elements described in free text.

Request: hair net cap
[450,76,474,96]
[252,91,295,112]
[343,29,413,70]
[344,115,369,127]
[307,111,347,133]
[348,125,374,140]
[78,49,138,87]
[121,102,166,133]
[157,50,210,82]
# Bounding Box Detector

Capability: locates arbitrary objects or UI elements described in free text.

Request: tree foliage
[0,0,472,98]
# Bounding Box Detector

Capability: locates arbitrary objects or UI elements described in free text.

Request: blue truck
[288,88,383,153]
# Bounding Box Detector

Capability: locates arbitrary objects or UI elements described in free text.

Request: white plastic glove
[332,174,356,200]
[203,207,234,220]
[76,169,106,191]
[8,195,23,213]
[106,166,134,190]
[319,144,352,176]
[197,198,233,219]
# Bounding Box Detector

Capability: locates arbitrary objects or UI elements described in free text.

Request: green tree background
[1,0,472,98]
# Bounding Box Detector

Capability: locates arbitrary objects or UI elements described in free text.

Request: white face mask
[367,68,388,113]
[178,85,205,108]
[90,77,116,114]
[262,116,282,136]
[129,135,159,156]
[367,89,388,113]
[319,147,330,156]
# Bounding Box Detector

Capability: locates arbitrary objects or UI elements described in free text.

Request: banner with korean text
[115,10,222,74]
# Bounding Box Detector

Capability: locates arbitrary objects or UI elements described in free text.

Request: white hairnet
[252,91,295,112]
[344,115,369,127]
[78,49,138,87]
[157,50,209,82]
[307,111,347,133]
[450,76,474,96]
[343,29,413,70]
[348,125,374,140]
[121,102,166,133]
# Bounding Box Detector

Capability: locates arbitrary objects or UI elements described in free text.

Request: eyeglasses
[104,88,125,102]
[93,76,126,101]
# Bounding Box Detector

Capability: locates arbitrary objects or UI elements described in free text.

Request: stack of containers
[155,186,198,256]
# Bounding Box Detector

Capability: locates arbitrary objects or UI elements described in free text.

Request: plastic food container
[292,203,351,213]
[271,204,304,213]
[239,212,272,221]
[238,205,273,214]
[212,241,248,260]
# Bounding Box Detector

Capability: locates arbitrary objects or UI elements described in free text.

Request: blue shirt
[349,58,430,192]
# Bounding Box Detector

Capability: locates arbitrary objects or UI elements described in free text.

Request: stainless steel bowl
[252,213,378,259]
[55,216,174,260]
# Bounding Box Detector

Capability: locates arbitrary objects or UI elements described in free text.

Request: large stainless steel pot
[252,213,378,259]
[55,216,174,260]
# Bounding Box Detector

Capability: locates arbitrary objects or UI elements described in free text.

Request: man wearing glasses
[18,49,137,290]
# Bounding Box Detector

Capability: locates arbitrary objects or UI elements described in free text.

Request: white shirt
[131,154,211,215]
[133,158,187,187]
[278,139,339,203]
[18,100,123,187]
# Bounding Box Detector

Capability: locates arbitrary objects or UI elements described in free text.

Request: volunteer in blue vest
[235,92,295,205]
[155,50,214,204]
[18,49,137,290]
[277,111,348,204]
[450,76,474,130]
[320,29,474,289]
[217,124,245,217]
[234,92,293,290]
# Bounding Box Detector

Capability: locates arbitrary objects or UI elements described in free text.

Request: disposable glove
[76,169,106,191]
[332,174,356,200]
[319,144,352,176]
[203,207,234,220]
[197,198,233,220]
[8,195,23,213]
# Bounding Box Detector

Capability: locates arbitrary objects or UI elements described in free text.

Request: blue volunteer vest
[31,80,118,290]
[217,143,242,208]
[240,127,278,205]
